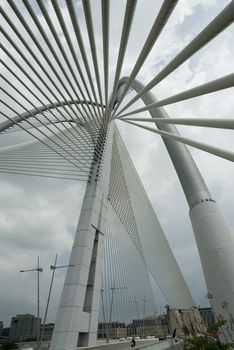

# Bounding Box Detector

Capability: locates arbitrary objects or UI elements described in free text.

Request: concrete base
[190,201,234,342]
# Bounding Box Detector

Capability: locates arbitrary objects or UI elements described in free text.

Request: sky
[0,0,234,328]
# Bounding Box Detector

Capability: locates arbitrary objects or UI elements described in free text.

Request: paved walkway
[16,339,173,350]
[76,339,171,350]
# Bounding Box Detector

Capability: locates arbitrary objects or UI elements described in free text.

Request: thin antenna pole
[37,256,40,350]
[39,254,58,347]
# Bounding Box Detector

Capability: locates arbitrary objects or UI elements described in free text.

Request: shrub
[183,320,234,350]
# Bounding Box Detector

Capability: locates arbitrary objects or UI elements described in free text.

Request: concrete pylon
[50,180,108,349]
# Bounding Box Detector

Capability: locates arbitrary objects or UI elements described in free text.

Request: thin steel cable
[35,0,99,127]
[115,220,135,327]
[0,110,99,157]
[0,16,102,133]
[82,0,104,116]
[112,0,178,115]
[116,0,234,116]
[0,159,86,174]
[115,220,129,325]
[2,46,99,159]
[109,136,170,303]
[0,151,93,162]
[104,210,111,329]
[0,37,97,152]
[0,46,104,161]
[1,75,94,166]
[1,101,92,172]
[1,79,93,168]
[125,120,234,162]
[0,165,86,176]
[0,169,88,181]
[0,152,92,161]
[0,157,91,166]
[122,117,234,129]
[37,0,102,130]
[56,0,107,150]
[22,0,99,130]
[111,127,195,305]
[0,115,90,181]
[118,73,234,117]
[5,0,86,125]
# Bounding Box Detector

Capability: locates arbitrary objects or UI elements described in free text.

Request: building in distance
[9,314,41,342]
[97,321,127,339]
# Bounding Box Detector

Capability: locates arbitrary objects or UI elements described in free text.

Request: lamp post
[100,288,106,339]
[142,297,155,338]
[20,256,43,350]
[106,285,127,343]
[129,296,140,336]
[39,255,74,347]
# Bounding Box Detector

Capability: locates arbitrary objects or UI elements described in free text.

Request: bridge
[1,1,234,349]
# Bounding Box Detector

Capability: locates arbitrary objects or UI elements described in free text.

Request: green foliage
[0,343,19,350]
[183,320,234,350]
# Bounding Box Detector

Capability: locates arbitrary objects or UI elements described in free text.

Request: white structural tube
[122,117,234,129]
[116,77,234,343]
[190,202,234,343]
[118,73,234,117]
[124,120,234,162]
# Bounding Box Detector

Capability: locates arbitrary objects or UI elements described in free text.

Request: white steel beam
[124,120,234,162]
[116,1,234,116]
[109,0,137,111]
[122,117,234,129]
[113,0,179,114]
[118,73,234,117]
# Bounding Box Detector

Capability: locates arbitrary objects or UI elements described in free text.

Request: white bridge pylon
[1,0,234,349]
[50,120,198,349]
[50,76,234,348]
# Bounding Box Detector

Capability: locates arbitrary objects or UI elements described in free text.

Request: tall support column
[50,121,113,350]
[190,201,234,343]
[50,180,108,350]
[116,78,234,341]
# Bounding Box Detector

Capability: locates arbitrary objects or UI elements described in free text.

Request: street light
[106,285,127,343]
[100,288,106,339]
[142,297,155,338]
[20,256,43,350]
[129,296,140,336]
[39,255,74,347]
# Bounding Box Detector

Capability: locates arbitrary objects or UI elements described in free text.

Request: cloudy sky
[1,0,234,327]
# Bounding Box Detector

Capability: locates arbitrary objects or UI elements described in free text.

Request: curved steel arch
[115,77,234,343]
[0,99,104,133]
[116,77,212,209]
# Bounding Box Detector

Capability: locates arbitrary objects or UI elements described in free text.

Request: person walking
[130,337,136,347]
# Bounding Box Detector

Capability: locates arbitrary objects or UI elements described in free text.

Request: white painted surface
[190,201,234,342]
[50,182,108,350]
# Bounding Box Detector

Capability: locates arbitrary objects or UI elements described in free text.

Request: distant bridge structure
[1,1,234,349]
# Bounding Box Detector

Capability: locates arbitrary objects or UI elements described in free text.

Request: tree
[183,320,234,350]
